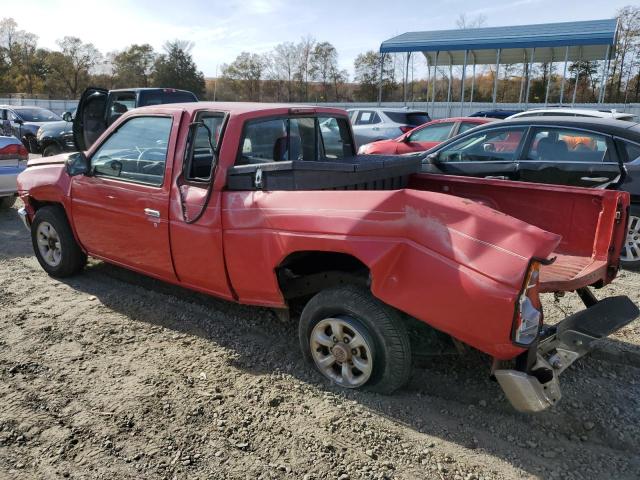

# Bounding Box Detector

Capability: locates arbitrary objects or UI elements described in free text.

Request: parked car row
[354,107,640,270]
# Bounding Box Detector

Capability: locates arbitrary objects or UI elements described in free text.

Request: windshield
[15,108,61,122]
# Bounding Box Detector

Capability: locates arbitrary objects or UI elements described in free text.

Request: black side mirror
[14,118,24,125]
[65,152,90,176]
[425,152,440,164]
[62,111,73,122]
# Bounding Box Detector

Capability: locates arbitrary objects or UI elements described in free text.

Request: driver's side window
[91,116,173,186]
[437,127,526,162]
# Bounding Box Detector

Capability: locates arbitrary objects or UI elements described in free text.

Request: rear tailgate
[409,173,629,292]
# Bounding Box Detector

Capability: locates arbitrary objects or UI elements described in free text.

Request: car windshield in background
[139,91,198,106]
[16,108,61,122]
[384,111,430,126]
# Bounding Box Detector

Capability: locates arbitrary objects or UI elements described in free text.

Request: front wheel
[621,212,640,271]
[299,285,411,393]
[31,206,87,277]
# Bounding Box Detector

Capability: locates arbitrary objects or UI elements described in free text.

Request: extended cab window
[237,116,352,165]
[437,127,526,162]
[185,112,225,181]
[91,116,173,186]
[525,128,610,162]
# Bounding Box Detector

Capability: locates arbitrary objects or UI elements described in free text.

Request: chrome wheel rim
[310,317,373,388]
[36,221,62,267]
[621,215,640,263]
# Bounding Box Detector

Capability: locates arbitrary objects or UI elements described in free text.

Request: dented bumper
[495,295,639,413]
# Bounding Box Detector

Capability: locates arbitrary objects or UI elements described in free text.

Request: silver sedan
[0,136,28,209]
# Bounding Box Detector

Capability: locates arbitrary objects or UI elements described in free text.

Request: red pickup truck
[16,102,638,413]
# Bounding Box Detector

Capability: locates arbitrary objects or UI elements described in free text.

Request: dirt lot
[1,200,639,480]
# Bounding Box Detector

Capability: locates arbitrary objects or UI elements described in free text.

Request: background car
[358,117,496,154]
[36,109,76,157]
[420,116,640,269]
[0,106,62,153]
[73,87,199,150]
[469,109,523,119]
[507,107,637,121]
[0,135,28,209]
[347,108,430,147]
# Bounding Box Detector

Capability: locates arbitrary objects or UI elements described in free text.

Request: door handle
[580,176,609,182]
[485,175,508,180]
[144,208,160,218]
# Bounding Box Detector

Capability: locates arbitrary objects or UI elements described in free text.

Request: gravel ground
[1,199,639,480]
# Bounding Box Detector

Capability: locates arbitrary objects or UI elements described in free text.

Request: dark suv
[37,87,198,155]
[421,117,640,269]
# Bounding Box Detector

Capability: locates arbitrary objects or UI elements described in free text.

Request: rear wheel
[31,206,86,277]
[621,212,640,271]
[0,195,17,210]
[299,285,411,393]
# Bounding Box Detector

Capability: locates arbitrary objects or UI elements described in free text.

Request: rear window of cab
[236,115,353,165]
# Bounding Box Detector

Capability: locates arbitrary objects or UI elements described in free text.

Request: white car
[506,108,637,122]
[0,135,28,209]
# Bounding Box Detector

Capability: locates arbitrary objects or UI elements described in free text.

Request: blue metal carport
[378,19,618,108]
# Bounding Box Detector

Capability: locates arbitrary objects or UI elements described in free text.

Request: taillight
[399,125,413,134]
[0,143,29,160]
[512,261,542,346]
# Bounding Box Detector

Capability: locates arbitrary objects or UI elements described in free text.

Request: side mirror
[65,152,89,176]
[62,111,73,122]
[425,152,440,164]
[14,118,24,125]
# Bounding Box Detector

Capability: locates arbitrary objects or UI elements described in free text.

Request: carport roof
[380,19,618,65]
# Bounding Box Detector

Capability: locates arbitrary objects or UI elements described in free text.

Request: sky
[10,0,632,77]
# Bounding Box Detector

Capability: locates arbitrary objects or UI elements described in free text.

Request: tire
[299,285,411,394]
[0,195,17,210]
[24,136,38,154]
[31,205,86,277]
[621,207,640,271]
[43,144,62,157]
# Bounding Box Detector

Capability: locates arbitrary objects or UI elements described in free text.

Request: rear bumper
[18,207,31,231]
[495,295,639,413]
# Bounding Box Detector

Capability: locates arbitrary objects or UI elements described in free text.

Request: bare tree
[48,37,102,97]
[455,13,487,29]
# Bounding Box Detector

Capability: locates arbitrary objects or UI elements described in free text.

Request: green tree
[112,44,155,88]
[353,51,393,101]
[310,41,339,101]
[153,40,205,98]
[221,52,265,101]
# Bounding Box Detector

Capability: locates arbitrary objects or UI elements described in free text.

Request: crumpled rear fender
[223,189,561,359]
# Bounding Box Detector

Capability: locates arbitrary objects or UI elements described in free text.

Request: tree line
[0,18,206,99]
[1,6,639,104]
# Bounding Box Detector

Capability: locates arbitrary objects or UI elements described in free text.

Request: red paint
[361,117,494,155]
[16,103,631,362]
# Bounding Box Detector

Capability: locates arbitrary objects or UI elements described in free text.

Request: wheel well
[276,251,370,301]
[29,198,62,213]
